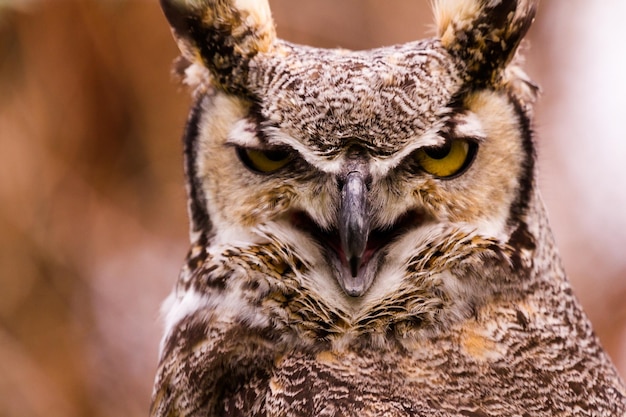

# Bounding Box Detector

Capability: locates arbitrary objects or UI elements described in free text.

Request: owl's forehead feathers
[248,40,463,157]
[162,0,537,158]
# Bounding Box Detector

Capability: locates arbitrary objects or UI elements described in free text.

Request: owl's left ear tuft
[433,0,538,85]
[160,0,276,94]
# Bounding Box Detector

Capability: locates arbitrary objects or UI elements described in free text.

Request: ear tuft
[433,0,538,84]
[434,0,482,42]
[160,0,276,94]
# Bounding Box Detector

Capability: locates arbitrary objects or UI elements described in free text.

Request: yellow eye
[237,147,292,173]
[416,139,477,178]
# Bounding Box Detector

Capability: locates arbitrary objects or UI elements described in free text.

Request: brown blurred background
[0,1,624,416]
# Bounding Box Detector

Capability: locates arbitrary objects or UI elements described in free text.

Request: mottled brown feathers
[435,0,538,84]
[161,0,275,94]
[152,0,626,415]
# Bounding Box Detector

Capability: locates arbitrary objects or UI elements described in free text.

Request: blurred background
[0,1,624,416]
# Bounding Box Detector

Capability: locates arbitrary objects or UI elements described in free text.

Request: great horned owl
[150,0,626,415]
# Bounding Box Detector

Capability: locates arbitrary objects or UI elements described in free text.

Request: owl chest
[180,287,623,417]
[213,342,523,417]
[167,255,624,416]
[217,346,469,417]
[214,336,620,417]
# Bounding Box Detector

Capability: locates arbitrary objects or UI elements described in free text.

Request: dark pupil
[263,150,289,161]
[424,140,452,160]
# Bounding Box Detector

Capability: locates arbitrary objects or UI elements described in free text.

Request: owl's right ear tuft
[160,0,276,94]
[433,0,538,85]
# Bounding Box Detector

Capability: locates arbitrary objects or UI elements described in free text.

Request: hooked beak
[290,169,425,299]
[338,171,372,297]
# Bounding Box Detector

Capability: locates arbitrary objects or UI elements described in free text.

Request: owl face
[152,4,626,415]
[164,0,538,306]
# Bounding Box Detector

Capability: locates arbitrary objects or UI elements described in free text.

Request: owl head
[160,0,539,307]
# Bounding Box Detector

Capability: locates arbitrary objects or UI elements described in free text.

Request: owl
[150,0,626,415]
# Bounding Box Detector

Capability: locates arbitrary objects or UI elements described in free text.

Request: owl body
[151,1,626,416]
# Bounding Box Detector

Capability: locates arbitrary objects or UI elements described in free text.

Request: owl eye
[237,147,293,173]
[416,138,477,178]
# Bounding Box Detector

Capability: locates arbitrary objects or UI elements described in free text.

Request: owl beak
[338,171,371,296]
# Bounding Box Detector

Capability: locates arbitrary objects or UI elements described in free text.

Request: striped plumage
[150,1,626,415]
